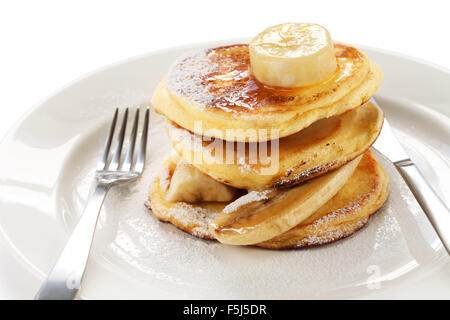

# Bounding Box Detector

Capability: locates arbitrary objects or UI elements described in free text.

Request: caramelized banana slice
[209,156,361,245]
[257,150,389,249]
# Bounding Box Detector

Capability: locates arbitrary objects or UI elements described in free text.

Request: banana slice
[166,161,236,203]
[249,23,337,87]
[209,155,361,245]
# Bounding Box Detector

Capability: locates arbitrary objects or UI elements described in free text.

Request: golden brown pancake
[167,101,383,189]
[151,43,383,142]
[258,150,389,248]
[147,150,389,248]
[208,156,361,245]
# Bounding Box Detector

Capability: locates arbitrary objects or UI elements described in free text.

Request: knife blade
[371,98,450,255]
[372,114,410,165]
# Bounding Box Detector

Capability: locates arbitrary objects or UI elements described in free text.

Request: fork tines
[98,107,149,173]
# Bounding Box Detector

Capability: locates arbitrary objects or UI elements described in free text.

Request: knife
[371,98,450,255]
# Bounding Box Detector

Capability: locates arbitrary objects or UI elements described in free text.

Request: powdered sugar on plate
[64,110,446,299]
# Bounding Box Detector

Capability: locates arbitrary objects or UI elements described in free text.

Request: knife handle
[396,160,450,255]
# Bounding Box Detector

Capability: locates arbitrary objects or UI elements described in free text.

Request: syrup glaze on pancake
[147,151,389,249]
[166,43,367,114]
[167,101,384,189]
[152,43,382,142]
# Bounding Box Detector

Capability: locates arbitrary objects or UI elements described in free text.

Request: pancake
[151,43,383,142]
[167,101,383,189]
[257,150,389,249]
[147,150,389,249]
[208,156,361,245]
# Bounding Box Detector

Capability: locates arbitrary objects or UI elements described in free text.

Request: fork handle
[35,182,110,300]
[396,160,450,255]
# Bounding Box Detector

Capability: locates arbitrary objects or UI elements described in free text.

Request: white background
[1,0,450,139]
[0,0,449,298]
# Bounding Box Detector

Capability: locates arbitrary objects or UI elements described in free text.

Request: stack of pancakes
[148,31,389,249]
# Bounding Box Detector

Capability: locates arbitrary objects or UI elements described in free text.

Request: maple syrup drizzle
[169,43,364,113]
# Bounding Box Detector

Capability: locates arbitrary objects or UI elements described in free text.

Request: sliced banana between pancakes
[148,151,388,248]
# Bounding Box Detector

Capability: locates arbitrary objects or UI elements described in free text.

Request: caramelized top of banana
[250,23,337,87]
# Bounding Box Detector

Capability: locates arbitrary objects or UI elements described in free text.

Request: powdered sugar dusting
[237,155,253,173]
[65,109,445,299]
[299,218,369,247]
[311,195,366,228]
[166,50,216,107]
[275,160,339,188]
[165,202,218,238]
[296,197,370,247]
[223,190,271,214]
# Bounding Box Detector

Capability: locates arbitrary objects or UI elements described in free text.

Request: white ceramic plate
[0,40,449,299]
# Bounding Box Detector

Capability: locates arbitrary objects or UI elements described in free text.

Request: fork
[35,108,149,300]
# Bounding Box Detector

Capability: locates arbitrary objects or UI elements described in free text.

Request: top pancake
[152,43,383,142]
